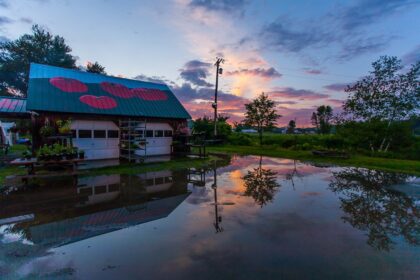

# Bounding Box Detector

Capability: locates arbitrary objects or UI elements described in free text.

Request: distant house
[241,129,258,133]
[0,63,191,160]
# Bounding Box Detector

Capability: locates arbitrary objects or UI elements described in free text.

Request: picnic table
[9,158,85,177]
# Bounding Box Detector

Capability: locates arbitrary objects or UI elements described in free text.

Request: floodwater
[0,155,419,280]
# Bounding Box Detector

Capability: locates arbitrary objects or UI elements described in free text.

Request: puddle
[0,155,418,279]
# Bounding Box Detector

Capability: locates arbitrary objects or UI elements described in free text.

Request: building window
[155,177,164,185]
[108,130,119,138]
[71,130,77,138]
[146,130,153,138]
[164,130,173,137]
[154,130,164,137]
[94,130,106,138]
[95,185,107,194]
[108,183,120,192]
[78,130,92,138]
[146,178,154,186]
[137,130,144,138]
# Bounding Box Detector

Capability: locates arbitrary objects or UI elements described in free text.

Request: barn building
[0,63,191,160]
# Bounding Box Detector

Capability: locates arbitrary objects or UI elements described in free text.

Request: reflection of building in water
[0,170,190,247]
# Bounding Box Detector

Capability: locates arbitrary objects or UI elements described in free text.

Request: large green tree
[243,92,280,145]
[311,105,333,134]
[342,56,419,152]
[0,25,77,96]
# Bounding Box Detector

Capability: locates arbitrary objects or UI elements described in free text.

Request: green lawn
[207,145,420,175]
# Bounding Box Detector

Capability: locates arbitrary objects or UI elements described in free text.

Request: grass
[0,155,218,187]
[207,145,420,176]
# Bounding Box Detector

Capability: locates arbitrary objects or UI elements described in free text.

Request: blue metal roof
[27,63,191,119]
[0,97,28,115]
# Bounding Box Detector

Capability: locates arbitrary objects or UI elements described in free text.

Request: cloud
[323,83,349,92]
[170,82,249,122]
[402,45,420,65]
[20,17,33,24]
[226,67,282,79]
[179,60,213,87]
[338,0,415,31]
[256,0,418,61]
[303,68,322,75]
[260,21,331,53]
[189,0,248,14]
[0,35,8,42]
[0,16,12,25]
[133,74,175,86]
[338,36,392,61]
[268,87,330,100]
[0,0,8,8]
[326,98,344,107]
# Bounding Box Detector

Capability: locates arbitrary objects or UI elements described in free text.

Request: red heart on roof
[50,77,88,93]
[79,95,117,109]
[131,88,167,101]
[100,82,135,98]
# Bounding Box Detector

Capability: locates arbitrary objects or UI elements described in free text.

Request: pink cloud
[268,87,330,100]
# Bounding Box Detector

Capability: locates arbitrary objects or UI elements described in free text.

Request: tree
[0,25,77,96]
[193,115,231,140]
[286,119,296,134]
[342,56,420,152]
[242,156,280,207]
[86,61,106,74]
[329,168,418,251]
[311,105,333,134]
[243,92,280,145]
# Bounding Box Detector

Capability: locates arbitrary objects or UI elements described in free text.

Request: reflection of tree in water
[242,156,280,207]
[329,168,419,251]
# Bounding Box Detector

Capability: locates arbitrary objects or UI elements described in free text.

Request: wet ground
[0,155,419,279]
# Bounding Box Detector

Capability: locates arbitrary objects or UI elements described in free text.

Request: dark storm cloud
[179,60,213,87]
[189,0,248,13]
[226,67,282,79]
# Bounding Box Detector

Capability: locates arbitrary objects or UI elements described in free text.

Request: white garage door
[134,122,173,156]
[71,120,119,160]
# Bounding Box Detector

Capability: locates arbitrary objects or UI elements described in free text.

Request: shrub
[227,133,253,146]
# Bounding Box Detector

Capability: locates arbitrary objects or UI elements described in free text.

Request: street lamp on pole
[213,57,224,138]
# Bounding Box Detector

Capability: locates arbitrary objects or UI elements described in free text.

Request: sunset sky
[1,0,419,126]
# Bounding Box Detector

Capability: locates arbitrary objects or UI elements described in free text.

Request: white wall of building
[71,120,174,160]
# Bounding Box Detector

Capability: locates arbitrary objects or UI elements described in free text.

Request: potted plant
[22,150,32,160]
[56,119,72,134]
[52,143,63,161]
[78,149,85,159]
[40,125,55,137]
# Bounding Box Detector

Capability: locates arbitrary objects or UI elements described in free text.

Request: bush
[227,133,253,146]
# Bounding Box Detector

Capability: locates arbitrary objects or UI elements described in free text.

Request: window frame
[78,129,92,139]
[93,130,106,139]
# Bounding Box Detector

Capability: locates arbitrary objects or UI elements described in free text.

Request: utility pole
[213,57,224,138]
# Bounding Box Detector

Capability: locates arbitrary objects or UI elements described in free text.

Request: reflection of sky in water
[0,156,419,280]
